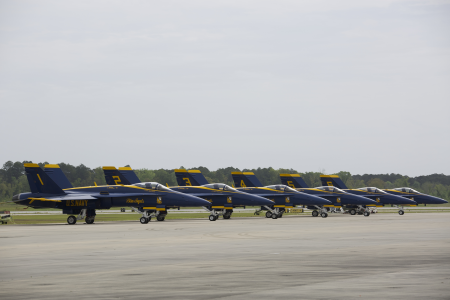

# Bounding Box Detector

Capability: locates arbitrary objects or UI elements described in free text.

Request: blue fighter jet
[104,167,275,221]
[279,174,378,217]
[319,175,417,215]
[228,172,333,218]
[317,174,447,207]
[12,163,211,225]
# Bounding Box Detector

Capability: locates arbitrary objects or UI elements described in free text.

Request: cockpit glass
[284,186,298,193]
[393,187,417,193]
[202,183,238,192]
[265,185,285,191]
[132,182,171,191]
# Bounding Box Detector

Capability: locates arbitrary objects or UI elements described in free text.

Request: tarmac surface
[1,213,449,299]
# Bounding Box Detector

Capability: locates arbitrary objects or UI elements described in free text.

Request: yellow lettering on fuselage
[67,200,88,207]
[126,198,144,204]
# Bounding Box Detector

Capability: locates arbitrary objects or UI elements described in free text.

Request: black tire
[398,210,404,215]
[209,215,216,221]
[278,213,283,218]
[223,214,231,219]
[67,216,77,225]
[364,211,370,217]
[140,217,148,224]
[350,209,356,215]
[156,215,165,221]
[271,213,278,219]
[312,210,319,217]
[321,212,328,218]
[265,211,272,218]
[85,217,95,224]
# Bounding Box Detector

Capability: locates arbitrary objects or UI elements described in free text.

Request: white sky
[0,0,449,176]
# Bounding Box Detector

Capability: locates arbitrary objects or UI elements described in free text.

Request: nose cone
[293,193,331,206]
[235,192,274,206]
[425,195,448,205]
[388,195,417,205]
[345,194,378,206]
[184,194,212,206]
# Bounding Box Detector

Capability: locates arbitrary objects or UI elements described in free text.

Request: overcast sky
[0,0,449,176]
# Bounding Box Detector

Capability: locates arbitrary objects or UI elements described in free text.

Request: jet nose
[353,195,377,205]
[186,194,212,206]
[300,194,331,206]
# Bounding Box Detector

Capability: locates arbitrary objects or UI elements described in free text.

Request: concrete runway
[1,213,449,299]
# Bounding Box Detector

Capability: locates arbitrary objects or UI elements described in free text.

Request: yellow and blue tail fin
[279,174,309,188]
[231,172,263,187]
[320,175,348,189]
[44,164,73,189]
[103,166,131,185]
[24,163,65,194]
[118,167,141,184]
[174,169,209,186]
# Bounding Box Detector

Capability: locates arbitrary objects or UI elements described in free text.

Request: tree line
[1,161,449,202]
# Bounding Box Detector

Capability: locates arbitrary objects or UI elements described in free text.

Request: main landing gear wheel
[223,213,231,219]
[209,215,217,221]
[156,215,165,221]
[67,215,77,225]
[271,213,278,219]
[265,211,272,218]
[312,210,319,217]
[85,216,95,224]
[350,209,357,215]
[364,211,370,217]
[398,210,404,215]
[278,213,283,218]
[321,212,328,218]
[140,217,149,224]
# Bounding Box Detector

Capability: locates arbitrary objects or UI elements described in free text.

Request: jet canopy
[265,185,297,193]
[315,186,346,193]
[393,187,420,193]
[357,187,387,193]
[132,182,171,191]
[202,183,238,192]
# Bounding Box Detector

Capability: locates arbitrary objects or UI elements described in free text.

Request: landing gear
[209,215,217,221]
[349,209,356,215]
[398,210,404,215]
[271,213,278,219]
[85,216,95,224]
[321,212,328,218]
[364,211,370,217]
[156,215,166,221]
[223,212,232,219]
[266,211,273,218]
[67,215,77,225]
[312,210,319,217]
[278,212,283,218]
[140,217,150,224]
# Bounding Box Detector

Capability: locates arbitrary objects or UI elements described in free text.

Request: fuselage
[235,186,332,207]
[293,187,378,206]
[383,188,448,205]
[342,188,417,206]
[12,184,211,211]
[171,185,275,207]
